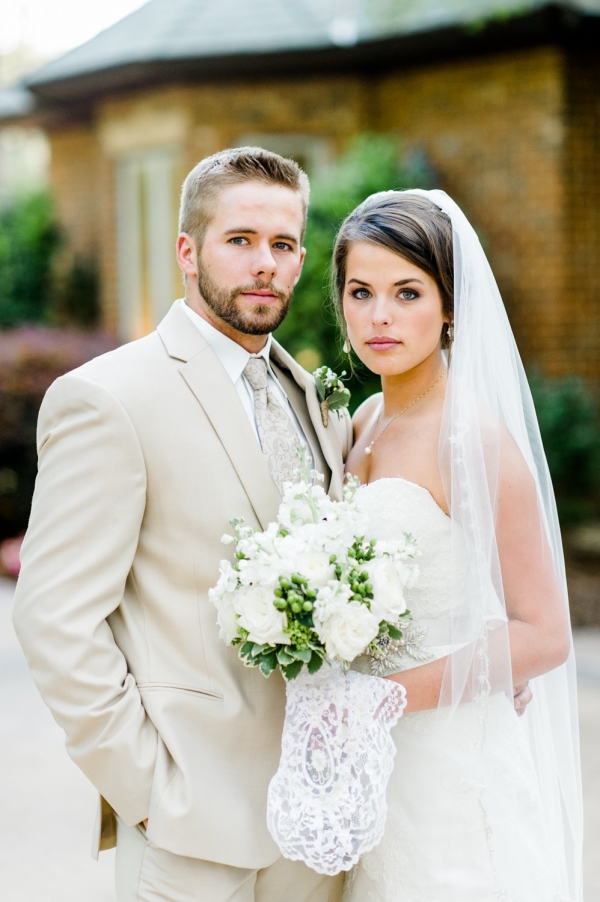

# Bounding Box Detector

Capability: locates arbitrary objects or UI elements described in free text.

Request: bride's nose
[371,297,392,327]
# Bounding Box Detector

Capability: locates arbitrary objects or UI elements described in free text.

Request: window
[115,146,179,340]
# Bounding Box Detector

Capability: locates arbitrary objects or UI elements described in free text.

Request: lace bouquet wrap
[209,447,419,873]
[268,663,406,875]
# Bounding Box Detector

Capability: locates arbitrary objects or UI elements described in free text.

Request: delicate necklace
[364,370,447,456]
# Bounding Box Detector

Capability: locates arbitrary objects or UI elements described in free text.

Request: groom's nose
[250,241,277,280]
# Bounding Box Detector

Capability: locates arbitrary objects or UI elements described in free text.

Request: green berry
[291,602,302,613]
[302,601,314,612]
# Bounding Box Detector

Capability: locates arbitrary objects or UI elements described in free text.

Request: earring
[447,323,454,343]
[342,340,350,354]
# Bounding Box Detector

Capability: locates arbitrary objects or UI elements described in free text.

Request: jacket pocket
[136,681,223,700]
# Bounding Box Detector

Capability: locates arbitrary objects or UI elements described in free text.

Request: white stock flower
[210,561,238,599]
[364,558,407,623]
[324,602,379,663]
[235,586,290,645]
[214,591,239,644]
[313,581,352,633]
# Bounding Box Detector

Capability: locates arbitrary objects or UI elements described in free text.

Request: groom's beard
[196,267,292,336]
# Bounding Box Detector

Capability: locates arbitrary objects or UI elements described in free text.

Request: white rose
[325,601,379,662]
[298,551,334,588]
[365,558,407,623]
[214,591,239,644]
[236,586,290,645]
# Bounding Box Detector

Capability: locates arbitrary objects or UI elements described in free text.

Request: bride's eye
[399,289,418,300]
[351,288,371,300]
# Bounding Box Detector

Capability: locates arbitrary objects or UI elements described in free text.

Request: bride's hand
[513,682,532,717]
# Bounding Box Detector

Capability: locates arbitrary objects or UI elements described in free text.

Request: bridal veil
[400,189,583,900]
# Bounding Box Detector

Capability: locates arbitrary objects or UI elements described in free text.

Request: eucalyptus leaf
[326,389,351,410]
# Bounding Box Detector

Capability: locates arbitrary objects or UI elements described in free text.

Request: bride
[335,190,583,900]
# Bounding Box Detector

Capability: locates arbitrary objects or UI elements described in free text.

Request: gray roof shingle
[24,0,600,88]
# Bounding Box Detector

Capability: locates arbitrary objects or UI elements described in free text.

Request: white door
[115,146,178,340]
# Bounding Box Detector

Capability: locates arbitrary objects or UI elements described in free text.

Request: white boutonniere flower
[313,366,351,427]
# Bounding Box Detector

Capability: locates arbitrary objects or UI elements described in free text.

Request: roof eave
[18,4,600,118]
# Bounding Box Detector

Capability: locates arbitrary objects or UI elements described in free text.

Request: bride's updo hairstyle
[332,192,454,348]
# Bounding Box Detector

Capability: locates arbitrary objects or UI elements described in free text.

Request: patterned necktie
[243,356,303,493]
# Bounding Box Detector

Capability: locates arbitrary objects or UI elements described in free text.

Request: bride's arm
[386,444,570,713]
[493,438,571,684]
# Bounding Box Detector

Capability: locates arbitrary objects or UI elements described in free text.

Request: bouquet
[209,447,420,875]
[209,448,419,678]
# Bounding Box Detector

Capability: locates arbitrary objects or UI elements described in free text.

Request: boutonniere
[313,366,351,427]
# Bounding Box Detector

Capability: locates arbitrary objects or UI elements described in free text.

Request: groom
[12,147,350,901]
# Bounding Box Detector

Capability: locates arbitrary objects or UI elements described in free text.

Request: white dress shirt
[180,299,309,450]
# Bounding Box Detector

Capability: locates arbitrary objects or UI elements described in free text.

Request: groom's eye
[229,236,249,245]
[273,242,292,251]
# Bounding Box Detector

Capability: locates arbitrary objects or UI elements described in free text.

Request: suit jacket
[12,301,352,867]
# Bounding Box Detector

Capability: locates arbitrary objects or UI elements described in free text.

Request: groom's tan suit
[13,301,350,899]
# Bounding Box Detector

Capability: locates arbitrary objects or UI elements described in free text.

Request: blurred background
[0,1,599,898]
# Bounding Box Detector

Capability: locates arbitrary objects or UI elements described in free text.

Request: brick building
[1,0,599,380]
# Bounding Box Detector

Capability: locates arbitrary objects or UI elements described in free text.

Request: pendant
[365,445,372,455]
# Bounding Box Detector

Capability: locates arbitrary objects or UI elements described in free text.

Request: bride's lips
[366,336,401,352]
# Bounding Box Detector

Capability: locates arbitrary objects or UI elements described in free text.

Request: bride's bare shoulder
[352,392,381,440]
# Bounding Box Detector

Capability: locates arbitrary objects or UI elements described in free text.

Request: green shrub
[528,370,600,524]
[0,192,61,326]
[275,134,437,411]
[0,328,119,540]
[52,256,101,329]
[0,192,100,329]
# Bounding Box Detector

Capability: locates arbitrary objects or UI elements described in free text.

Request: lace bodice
[357,477,469,621]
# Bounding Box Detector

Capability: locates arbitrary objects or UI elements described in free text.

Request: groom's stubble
[196,261,293,336]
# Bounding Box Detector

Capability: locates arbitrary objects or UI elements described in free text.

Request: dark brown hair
[332,191,454,348]
[179,146,310,249]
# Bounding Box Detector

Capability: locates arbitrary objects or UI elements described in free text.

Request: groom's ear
[294,246,307,285]
[176,232,199,279]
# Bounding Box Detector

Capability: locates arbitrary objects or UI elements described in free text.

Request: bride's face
[342,241,448,377]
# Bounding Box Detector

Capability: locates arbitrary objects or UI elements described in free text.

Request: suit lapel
[157,303,281,530]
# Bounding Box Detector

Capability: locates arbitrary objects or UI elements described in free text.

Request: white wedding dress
[344,477,566,902]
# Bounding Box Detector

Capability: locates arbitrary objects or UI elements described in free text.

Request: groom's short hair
[179,146,310,249]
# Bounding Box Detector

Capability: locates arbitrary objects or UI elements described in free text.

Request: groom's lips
[241,290,279,304]
[366,336,401,351]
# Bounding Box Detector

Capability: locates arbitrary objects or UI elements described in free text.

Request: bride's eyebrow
[347,277,425,286]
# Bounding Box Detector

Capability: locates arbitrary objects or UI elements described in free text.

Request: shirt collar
[180,299,273,384]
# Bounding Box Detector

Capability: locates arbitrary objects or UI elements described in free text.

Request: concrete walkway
[1,577,599,900]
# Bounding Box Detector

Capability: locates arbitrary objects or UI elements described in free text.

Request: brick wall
[49,126,102,265]
[44,47,599,381]
[563,51,600,380]
[376,47,568,374]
